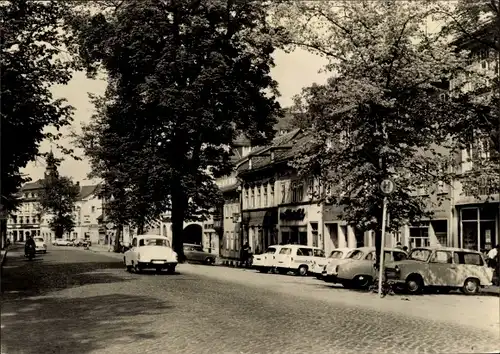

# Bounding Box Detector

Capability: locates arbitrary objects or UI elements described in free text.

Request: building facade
[7,180,43,242]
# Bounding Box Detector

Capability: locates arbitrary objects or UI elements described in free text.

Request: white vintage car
[385,247,494,295]
[124,234,178,273]
[275,244,326,276]
[252,245,283,273]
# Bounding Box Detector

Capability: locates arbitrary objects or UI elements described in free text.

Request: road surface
[1,246,498,354]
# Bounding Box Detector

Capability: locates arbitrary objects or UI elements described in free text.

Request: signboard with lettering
[280,208,306,221]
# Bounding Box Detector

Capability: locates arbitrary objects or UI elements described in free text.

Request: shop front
[457,203,499,252]
[278,204,322,247]
[241,208,278,254]
[403,200,452,249]
[323,204,371,255]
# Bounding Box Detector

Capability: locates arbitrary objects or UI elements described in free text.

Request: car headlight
[172,251,178,259]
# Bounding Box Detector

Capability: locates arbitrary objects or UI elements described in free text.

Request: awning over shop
[242,209,278,227]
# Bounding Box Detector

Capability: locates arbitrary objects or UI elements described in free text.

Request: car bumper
[138,261,177,269]
[35,247,46,253]
[321,272,338,283]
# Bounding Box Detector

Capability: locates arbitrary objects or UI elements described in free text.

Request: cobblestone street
[1,247,499,354]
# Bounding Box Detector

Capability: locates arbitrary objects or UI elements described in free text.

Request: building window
[291,181,304,203]
[270,184,274,206]
[256,186,261,208]
[409,223,430,248]
[91,206,95,213]
[281,182,287,203]
[249,188,254,208]
[244,188,249,209]
[19,216,23,224]
[263,185,268,207]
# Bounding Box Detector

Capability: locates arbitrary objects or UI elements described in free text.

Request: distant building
[6,179,44,242]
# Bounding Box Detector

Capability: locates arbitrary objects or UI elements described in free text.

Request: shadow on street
[1,293,173,354]
[1,252,127,299]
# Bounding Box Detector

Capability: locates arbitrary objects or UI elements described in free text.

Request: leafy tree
[38,153,80,239]
[275,0,485,265]
[70,0,281,259]
[434,0,499,199]
[0,0,77,247]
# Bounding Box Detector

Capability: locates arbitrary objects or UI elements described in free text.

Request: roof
[21,179,44,191]
[78,185,101,200]
[237,129,307,174]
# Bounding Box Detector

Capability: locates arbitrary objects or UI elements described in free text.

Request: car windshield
[409,249,431,262]
[329,251,344,259]
[144,238,170,247]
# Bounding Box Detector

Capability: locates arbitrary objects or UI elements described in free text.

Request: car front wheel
[462,278,480,295]
[205,257,215,265]
[406,274,424,294]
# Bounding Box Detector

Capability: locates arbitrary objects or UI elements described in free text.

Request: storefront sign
[280,208,306,221]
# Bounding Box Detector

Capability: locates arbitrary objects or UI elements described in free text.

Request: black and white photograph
[1,0,499,353]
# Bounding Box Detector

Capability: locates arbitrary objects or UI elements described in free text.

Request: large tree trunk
[113,225,122,252]
[137,221,144,235]
[55,225,64,239]
[1,219,7,249]
[171,187,188,262]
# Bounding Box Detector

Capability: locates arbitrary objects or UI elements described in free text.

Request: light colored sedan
[33,237,47,253]
[52,238,73,246]
[336,247,408,289]
[311,248,355,279]
[124,234,178,273]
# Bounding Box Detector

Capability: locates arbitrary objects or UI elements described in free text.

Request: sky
[21,49,329,185]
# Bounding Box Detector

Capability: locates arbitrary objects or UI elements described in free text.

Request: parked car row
[52,238,90,247]
[252,244,494,295]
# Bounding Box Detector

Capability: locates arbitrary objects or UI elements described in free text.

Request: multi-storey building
[6,179,43,242]
[72,184,102,244]
[449,21,500,252]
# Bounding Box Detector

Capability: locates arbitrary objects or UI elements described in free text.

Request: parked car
[33,237,47,254]
[274,244,326,276]
[72,239,89,247]
[336,247,408,289]
[322,247,368,283]
[52,238,73,246]
[311,247,355,279]
[183,244,216,265]
[384,247,494,295]
[124,234,178,273]
[252,245,283,273]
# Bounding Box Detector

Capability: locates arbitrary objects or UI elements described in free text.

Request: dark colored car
[183,244,216,265]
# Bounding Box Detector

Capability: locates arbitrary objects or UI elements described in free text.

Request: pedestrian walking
[240,242,250,268]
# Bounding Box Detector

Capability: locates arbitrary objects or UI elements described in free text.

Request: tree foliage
[70,0,282,258]
[274,0,486,264]
[38,153,80,238]
[0,0,77,213]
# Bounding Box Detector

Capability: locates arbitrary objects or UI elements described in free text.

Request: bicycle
[369,278,397,298]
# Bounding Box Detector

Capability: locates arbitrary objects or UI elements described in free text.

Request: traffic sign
[380,179,394,195]
[106,222,115,230]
